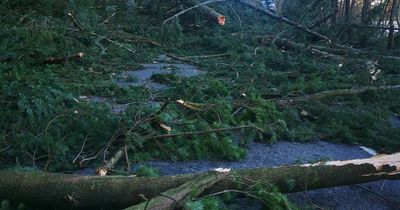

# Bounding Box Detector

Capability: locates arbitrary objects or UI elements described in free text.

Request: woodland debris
[115,31,162,47]
[165,53,199,64]
[176,99,212,111]
[164,0,225,26]
[125,171,229,210]
[43,52,85,64]
[236,0,331,41]
[1,153,399,209]
[276,85,400,105]
[185,0,226,25]
[147,125,262,140]
[96,147,125,176]
[258,36,345,61]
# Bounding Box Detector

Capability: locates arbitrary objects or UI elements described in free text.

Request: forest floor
[74,57,400,209]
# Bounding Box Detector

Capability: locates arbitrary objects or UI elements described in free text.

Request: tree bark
[331,0,338,26]
[0,153,399,209]
[185,0,226,25]
[361,0,371,24]
[388,0,399,49]
[344,0,351,22]
[125,172,228,210]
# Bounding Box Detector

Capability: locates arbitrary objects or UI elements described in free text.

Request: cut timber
[186,0,225,25]
[0,153,399,209]
[276,85,400,105]
[125,171,229,210]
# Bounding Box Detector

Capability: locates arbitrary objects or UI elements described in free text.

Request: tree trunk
[361,0,371,24]
[276,85,400,105]
[185,0,226,25]
[345,0,351,22]
[388,0,400,49]
[0,153,399,209]
[331,0,338,26]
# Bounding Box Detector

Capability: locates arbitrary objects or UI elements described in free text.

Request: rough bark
[361,0,371,24]
[0,153,399,209]
[344,0,351,22]
[331,0,338,26]
[388,0,400,49]
[125,172,228,210]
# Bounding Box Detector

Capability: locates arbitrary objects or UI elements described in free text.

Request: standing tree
[361,0,372,24]
[388,0,399,49]
[331,0,338,25]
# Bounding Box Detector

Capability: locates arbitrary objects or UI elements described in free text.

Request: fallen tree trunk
[258,35,345,61]
[276,85,400,105]
[258,35,400,62]
[1,153,399,209]
[185,0,226,25]
[235,0,331,41]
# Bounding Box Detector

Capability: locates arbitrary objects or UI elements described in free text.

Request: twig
[72,136,88,164]
[227,3,242,27]
[67,12,84,31]
[90,32,136,54]
[353,184,400,209]
[124,144,131,172]
[0,145,10,153]
[165,53,199,64]
[101,12,115,25]
[205,189,268,206]
[182,53,231,59]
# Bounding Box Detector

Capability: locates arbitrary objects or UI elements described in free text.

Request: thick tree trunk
[388,0,399,49]
[344,0,351,22]
[361,0,371,24]
[276,85,400,105]
[0,153,399,209]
